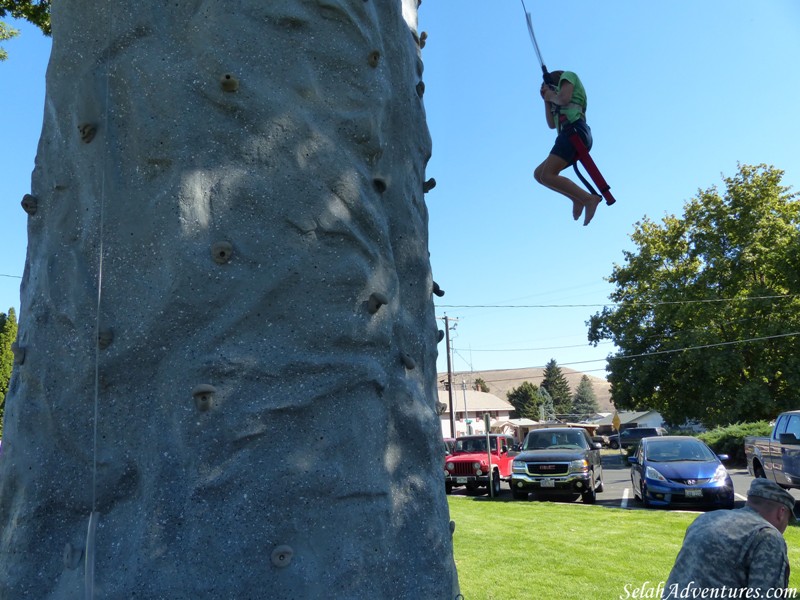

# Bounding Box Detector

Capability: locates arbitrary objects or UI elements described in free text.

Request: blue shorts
[550,119,593,165]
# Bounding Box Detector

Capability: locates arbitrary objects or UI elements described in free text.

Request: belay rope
[519,0,617,206]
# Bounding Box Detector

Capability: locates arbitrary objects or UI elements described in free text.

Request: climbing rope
[85,3,115,598]
[519,0,549,82]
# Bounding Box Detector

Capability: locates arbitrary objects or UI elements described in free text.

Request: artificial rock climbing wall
[0,1,459,597]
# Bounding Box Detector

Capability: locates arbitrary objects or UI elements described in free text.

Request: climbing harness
[519,0,616,207]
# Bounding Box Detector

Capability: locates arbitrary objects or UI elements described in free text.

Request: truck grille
[450,463,477,476]
[526,463,569,476]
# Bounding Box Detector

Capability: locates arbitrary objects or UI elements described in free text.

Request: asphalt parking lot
[448,452,800,509]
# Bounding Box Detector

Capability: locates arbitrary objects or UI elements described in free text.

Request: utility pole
[442,315,457,437]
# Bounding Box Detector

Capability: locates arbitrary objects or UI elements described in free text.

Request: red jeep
[444,434,517,496]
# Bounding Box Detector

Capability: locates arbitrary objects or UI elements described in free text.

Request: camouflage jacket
[664,506,789,599]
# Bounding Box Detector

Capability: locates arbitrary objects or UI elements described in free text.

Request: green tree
[572,375,599,419]
[506,381,540,420]
[0,307,18,437]
[0,1,50,33]
[589,164,800,427]
[540,359,572,417]
[537,387,556,421]
[473,378,489,393]
[0,20,18,60]
[0,1,50,60]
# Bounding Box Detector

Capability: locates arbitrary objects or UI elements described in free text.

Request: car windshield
[523,431,587,450]
[454,438,497,453]
[645,440,716,462]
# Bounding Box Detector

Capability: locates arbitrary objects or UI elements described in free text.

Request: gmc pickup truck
[745,411,800,488]
[510,427,604,503]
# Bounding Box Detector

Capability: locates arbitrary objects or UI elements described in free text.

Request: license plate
[456,477,468,484]
[685,489,702,498]
[540,479,555,488]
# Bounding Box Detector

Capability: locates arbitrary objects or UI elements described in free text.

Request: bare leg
[534,154,602,225]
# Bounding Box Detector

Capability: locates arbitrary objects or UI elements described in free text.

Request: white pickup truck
[744,410,800,488]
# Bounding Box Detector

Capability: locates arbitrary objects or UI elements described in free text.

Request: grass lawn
[448,496,800,600]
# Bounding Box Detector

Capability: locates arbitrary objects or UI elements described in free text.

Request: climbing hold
[423,178,437,193]
[191,384,217,412]
[367,50,380,68]
[21,194,38,216]
[63,543,83,570]
[211,241,234,265]
[78,123,97,144]
[372,178,388,194]
[220,74,239,92]
[437,330,445,343]
[432,281,445,297]
[97,328,114,350]
[416,81,425,98]
[11,342,25,366]
[270,545,294,568]
[449,520,456,534]
[419,31,428,49]
[401,353,416,370]
[367,292,389,314]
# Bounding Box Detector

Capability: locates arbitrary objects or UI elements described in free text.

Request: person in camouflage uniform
[663,478,793,599]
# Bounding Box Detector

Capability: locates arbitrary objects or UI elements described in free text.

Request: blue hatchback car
[629,436,734,510]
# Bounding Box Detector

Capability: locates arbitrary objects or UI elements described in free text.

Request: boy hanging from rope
[534,70,603,226]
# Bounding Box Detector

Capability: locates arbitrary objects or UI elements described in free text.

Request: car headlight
[645,466,667,482]
[512,460,526,472]
[711,465,728,483]
[473,462,481,470]
[446,462,455,472]
[569,459,589,472]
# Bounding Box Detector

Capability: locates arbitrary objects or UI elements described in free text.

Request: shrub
[697,421,773,465]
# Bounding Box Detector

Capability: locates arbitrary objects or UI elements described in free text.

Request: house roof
[498,418,539,427]
[438,390,514,414]
[593,410,661,427]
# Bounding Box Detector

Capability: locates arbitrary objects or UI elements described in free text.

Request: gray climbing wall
[0,1,460,597]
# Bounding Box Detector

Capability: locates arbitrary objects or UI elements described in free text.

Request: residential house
[438,390,514,438]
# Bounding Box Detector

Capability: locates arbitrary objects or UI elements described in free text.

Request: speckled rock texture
[0,1,459,597]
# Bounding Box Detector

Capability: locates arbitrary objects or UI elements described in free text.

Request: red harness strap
[560,116,616,206]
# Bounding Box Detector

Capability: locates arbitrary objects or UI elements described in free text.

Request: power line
[605,331,800,362]
[436,293,800,310]
[453,341,614,353]
[0,274,22,279]
[445,331,800,385]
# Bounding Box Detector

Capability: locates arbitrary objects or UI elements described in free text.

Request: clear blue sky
[1,2,798,380]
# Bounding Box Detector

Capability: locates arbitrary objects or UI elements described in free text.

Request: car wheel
[610,440,619,449]
[490,471,502,497]
[640,480,651,508]
[582,474,597,504]
[445,482,453,495]
[596,473,604,493]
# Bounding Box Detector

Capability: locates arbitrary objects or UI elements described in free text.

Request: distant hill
[437,367,613,412]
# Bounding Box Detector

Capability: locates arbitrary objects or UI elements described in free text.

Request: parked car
[745,410,800,488]
[444,435,516,496]
[510,427,603,503]
[609,427,667,449]
[629,436,734,510]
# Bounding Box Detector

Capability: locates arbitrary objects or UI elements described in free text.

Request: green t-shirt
[557,71,587,124]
